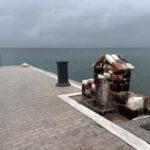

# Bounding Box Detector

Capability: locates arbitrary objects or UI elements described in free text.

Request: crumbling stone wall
[82,54,149,116]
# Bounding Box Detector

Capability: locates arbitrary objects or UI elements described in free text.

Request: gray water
[0,48,149,97]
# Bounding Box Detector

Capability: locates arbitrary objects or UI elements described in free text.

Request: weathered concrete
[59,92,150,150]
[121,116,150,144]
[0,66,133,150]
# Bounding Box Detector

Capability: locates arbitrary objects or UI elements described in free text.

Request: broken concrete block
[103,72,111,78]
[126,97,144,111]
[105,54,116,64]
[111,54,120,61]
[126,63,135,70]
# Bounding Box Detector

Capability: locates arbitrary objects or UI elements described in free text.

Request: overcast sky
[0,0,150,48]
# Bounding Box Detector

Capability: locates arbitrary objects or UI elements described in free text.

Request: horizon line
[0,47,150,49]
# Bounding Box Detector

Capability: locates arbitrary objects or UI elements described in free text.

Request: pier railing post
[56,61,71,87]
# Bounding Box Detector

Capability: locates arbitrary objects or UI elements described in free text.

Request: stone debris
[21,63,29,67]
[127,97,144,111]
[82,54,149,119]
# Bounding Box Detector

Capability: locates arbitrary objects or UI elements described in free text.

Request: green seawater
[0,48,149,97]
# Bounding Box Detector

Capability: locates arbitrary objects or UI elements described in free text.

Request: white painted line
[69,82,81,90]
[27,64,150,149]
[29,65,81,89]
[29,65,57,79]
[58,92,150,150]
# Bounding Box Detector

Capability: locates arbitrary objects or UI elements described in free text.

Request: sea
[0,48,149,97]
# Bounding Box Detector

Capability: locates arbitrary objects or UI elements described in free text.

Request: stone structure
[82,54,149,118]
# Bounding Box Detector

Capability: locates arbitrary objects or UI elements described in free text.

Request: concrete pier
[0,65,135,150]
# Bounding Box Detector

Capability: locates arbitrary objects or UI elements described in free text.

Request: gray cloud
[0,0,150,47]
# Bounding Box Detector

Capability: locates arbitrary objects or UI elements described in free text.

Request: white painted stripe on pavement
[29,65,81,89]
[28,64,150,150]
[58,92,150,150]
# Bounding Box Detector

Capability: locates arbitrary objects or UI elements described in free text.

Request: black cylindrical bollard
[56,61,70,87]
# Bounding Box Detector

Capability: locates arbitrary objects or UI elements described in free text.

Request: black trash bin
[56,61,71,87]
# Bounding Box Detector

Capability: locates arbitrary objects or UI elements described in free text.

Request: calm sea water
[0,48,150,97]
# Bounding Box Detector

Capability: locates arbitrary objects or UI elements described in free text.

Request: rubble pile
[82,54,149,118]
